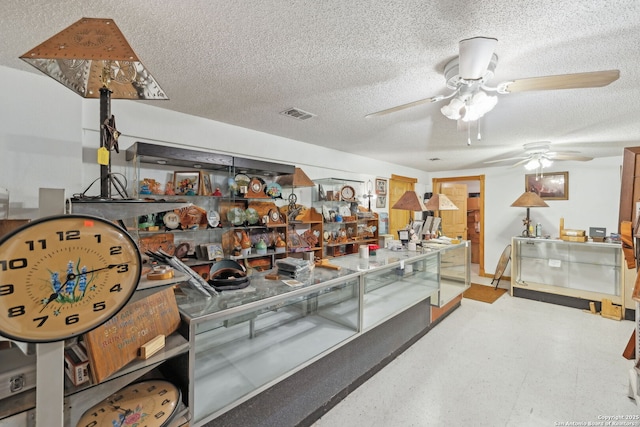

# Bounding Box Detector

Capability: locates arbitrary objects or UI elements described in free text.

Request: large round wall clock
[0,214,142,343]
[76,379,181,427]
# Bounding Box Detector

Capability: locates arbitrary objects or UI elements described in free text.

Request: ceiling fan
[365,37,620,124]
[484,141,593,174]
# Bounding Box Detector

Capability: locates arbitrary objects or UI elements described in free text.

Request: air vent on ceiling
[280,107,316,120]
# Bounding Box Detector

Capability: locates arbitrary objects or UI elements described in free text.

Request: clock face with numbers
[0,214,141,343]
[77,379,181,427]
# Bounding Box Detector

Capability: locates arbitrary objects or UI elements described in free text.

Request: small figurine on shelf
[240,230,252,257]
[275,234,286,253]
[256,238,267,255]
[232,233,242,256]
[165,181,175,195]
[212,187,223,197]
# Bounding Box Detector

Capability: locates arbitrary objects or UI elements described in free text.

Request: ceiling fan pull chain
[467,124,471,145]
[477,119,482,141]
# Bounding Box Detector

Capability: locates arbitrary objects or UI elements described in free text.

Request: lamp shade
[423,193,459,211]
[392,190,427,211]
[20,17,167,100]
[274,167,315,187]
[510,191,549,208]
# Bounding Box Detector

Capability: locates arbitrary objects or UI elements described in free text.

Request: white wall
[0,65,429,217]
[0,65,629,275]
[428,156,624,272]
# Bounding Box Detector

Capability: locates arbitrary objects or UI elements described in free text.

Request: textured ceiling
[2,0,639,172]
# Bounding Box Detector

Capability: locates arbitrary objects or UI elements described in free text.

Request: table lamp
[510,191,549,237]
[423,193,459,211]
[20,17,168,198]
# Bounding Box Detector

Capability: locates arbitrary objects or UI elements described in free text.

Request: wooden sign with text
[83,287,181,383]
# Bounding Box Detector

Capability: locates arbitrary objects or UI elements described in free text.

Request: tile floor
[312,265,639,427]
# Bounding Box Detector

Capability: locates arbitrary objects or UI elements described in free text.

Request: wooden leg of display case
[36,341,64,427]
[623,329,636,360]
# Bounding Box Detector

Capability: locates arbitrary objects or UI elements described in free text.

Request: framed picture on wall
[376,195,386,208]
[174,171,200,196]
[525,171,568,200]
[375,178,387,195]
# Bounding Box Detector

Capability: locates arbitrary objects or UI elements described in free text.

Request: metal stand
[36,342,64,427]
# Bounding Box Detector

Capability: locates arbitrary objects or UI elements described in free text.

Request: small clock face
[269,209,280,222]
[0,215,141,343]
[77,379,180,427]
[340,185,355,200]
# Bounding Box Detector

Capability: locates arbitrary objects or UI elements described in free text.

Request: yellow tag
[97,147,110,165]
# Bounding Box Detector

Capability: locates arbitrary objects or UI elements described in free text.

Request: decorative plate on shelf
[245,207,259,225]
[163,211,181,229]
[265,182,282,199]
[208,210,220,227]
[227,207,246,225]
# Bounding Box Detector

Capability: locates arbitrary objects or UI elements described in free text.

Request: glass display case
[173,267,361,425]
[330,243,469,327]
[511,237,624,308]
[171,243,468,425]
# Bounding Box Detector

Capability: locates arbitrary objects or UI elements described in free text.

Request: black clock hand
[39,292,59,312]
[60,262,130,288]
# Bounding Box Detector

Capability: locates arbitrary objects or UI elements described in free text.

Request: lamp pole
[99,86,112,199]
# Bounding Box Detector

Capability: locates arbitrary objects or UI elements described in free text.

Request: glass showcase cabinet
[169,243,468,426]
[511,237,624,310]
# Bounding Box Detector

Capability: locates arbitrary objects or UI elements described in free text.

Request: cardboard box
[64,343,90,386]
[560,235,588,242]
[561,229,585,237]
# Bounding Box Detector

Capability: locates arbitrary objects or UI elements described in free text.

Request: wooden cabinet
[312,178,379,258]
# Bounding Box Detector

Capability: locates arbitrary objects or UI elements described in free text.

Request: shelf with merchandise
[125,142,294,267]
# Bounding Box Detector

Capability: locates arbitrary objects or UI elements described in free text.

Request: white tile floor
[313,265,639,427]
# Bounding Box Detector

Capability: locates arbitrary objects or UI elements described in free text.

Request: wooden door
[439,182,468,239]
[389,174,417,238]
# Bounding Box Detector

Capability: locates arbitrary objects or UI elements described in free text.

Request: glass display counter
[173,242,469,426]
[511,237,624,309]
[174,267,361,425]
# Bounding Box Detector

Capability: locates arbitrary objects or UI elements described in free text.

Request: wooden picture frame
[200,172,213,196]
[375,178,387,195]
[525,171,568,200]
[174,171,200,196]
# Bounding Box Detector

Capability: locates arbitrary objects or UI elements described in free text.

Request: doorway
[433,175,486,277]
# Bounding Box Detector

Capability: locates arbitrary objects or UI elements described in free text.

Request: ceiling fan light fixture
[524,158,540,171]
[540,157,553,168]
[440,97,465,120]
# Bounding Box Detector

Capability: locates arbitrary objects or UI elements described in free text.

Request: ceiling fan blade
[365,96,439,118]
[458,37,498,80]
[501,70,620,93]
[548,153,593,161]
[484,156,528,164]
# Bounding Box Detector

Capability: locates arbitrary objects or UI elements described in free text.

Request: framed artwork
[376,195,386,208]
[525,171,568,200]
[174,171,200,196]
[375,178,387,195]
[200,172,213,196]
